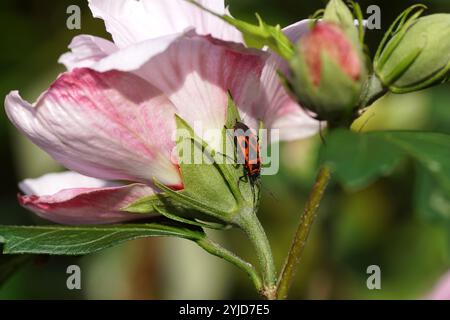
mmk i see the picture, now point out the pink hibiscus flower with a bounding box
[5,0,318,225]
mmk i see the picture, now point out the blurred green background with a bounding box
[0,0,449,299]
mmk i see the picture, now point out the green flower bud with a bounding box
[375,13,450,93]
[289,21,367,125]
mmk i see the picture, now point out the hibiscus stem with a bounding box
[196,237,263,293]
[235,211,277,299]
[275,166,331,300]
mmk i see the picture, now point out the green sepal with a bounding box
[390,62,450,94]
[359,74,387,108]
[309,9,325,21]
[347,0,365,45]
[375,12,450,93]
[153,178,231,221]
[154,205,229,230]
[289,46,364,124]
[122,192,176,214]
[225,91,241,129]
[323,0,359,47]
[381,44,424,86]
[124,188,229,229]
[374,4,427,70]
[173,115,243,214]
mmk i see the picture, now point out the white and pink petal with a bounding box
[18,172,156,225]
[256,60,320,140]
[58,35,118,71]
[123,33,319,143]
[271,20,311,75]
[5,68,181,187]
[88,0,242,48]
[88,33,182,73]
[426,271,450,300]
[132,34,267,148]
[57,28,319,144]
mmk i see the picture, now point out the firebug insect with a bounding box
[233,121,261,185]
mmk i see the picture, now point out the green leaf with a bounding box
[0,219,205,255]
[321,129,404,189]
[415,166,450,221]
[383,131,450,191]
[187,0,295,60]
[322,130,450,192]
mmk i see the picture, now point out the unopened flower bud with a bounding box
[375,13,450,93]
[289,22,366,124]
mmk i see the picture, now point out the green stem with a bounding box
[196,237,263,293]
[276,166,331,300]
[236,211,277,299]
[360,74,387,108]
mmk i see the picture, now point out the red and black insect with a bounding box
[233,121,261,185]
